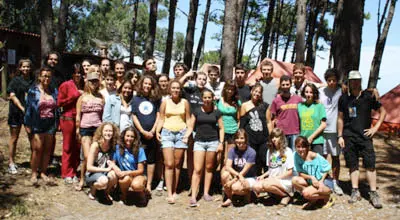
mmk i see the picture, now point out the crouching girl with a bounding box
[220,129,257,207]
[253,128,294,206]
[291,136,335,209]
[86,122,119,201]
[113,127,147,204]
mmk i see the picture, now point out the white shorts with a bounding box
[246,177,257,190]
[323,133,341,157]
[279,179,294,195]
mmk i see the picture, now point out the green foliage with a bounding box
[201,50,220,65]
[0,0,40,33]
[173,32,185,61]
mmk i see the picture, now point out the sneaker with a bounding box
[369,191,383,209]
[156,180,164,191]
[72,176,79,184]
[64,177,73,184]
[333,183,344,196]
[348,188,361,204]
[8,164,18,174]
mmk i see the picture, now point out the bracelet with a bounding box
[338,136,343,138]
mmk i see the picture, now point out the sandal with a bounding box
[189,198,198,207]
[221,199,232,207]
[75,182,84,191]
[280,196,292,206]
[88,193,95,200]
[167,197,175,204]
[30,176,39,186]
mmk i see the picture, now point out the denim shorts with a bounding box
[80,127,97,137]
[85,172,107,185]
[193,140,219,152]
[161,128,187,149]
[32,122,57,135]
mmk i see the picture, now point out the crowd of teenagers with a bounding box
[6,51,386,209]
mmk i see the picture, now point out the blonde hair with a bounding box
[93,122,120,151]
[268,128,287,157]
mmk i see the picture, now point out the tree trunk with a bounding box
[295,0,307,63]
[368,0,397,88]
[183,0,199,69]
[268,0,279,59]
[260,0,276,60]
[237,0,251,64]
[145,0,158,59]
[55,0,68,53]
[283,7,296,62]
[40,0,54,59]
[221,0,241,81]
[305,0,319,68]
[332,0,365,81]
[235,0,246,54]
[274,0,285,60]
[310,0,327,69]
[130,1,139,63]
[162,0,178,74]
[329,0,344,68]
[193,0,211,70]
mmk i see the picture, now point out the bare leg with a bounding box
[366,168,377,191]
[8,126,21,166]
[173,148,185,197]
[119,176,132,202]
[163,148,175,200]
[332,156,340,181]
[191,151,206,201]
[40,134,54,179]
[79,136,92,189]
[350,169,360,189]
[204,151,216,196]
[30,134,43,182]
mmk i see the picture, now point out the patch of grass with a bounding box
[10,201,28,217]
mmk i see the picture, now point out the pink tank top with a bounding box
[80,98,103,128]
[39,98,56,118]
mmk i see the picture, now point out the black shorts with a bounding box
[80,127,98,137]
[249,141,267,172]
[343,136,376,170]
[8,112,24,127]
[311,144,323,155]
[224,133,235,144]
[141,136,158,164]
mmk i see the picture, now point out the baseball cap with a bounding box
[348,70,362,80]
[86,72,99,81]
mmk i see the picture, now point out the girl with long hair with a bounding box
[156,80,192,204]
[86,122,119,201]
[253,128,294,206]
[7,59,34,174]
[113,127,147,204]
[132,75,161,194]
[75,65,104,190]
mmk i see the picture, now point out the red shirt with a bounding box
[57,80,81,118]
[270,94,302,135]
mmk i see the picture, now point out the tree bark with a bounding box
[329,0,344,68]
[238,0,252,64]
[130,0,139,63]
[40,0,54,59]
[260,0,276,60]
[221,0,242,81]
[332,0,365,81]
[295,0,307,63]
[283,7,296,62]
[368,0,397,88]
[274,0,285,60]
[55,0,69,53]
[145,0,158,59]
[183,0,199,69]
[162,0,178,74]
[305,0,319,68]
[193,0,211,70]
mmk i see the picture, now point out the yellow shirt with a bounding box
[163,98,187,132]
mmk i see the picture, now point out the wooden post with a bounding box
[1,63,7,99]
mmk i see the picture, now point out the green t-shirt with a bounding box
[217,99,241,134]
[298,103,326,144]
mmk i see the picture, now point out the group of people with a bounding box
[6,52,386,209]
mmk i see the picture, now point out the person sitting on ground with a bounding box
[253,128,294,206]
[112,127,147,205]
[292,136,335,209]
[220,129,256,207]
[86,122,119,202]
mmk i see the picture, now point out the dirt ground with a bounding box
[0,100,399,220]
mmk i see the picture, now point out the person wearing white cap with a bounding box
[337,70,386,209]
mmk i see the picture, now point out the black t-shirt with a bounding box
[193,108,221,142]
[338,90,381,139]
[50,66,68,90]
[240,102,269,145]
[183,86,203,114]
[238,84,251,103]
[7,76,34,116]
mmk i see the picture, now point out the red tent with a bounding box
[245,58,322,85]
[372,84,400,135]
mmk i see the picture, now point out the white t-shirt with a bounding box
[319,86,342,133]
[266,147,294,181]
[205,81,225,100]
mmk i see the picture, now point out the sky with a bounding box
[157,0,400,95]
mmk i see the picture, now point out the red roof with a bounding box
[245,58,322,84]
[372,84,400,125]
[0,27,40,38]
